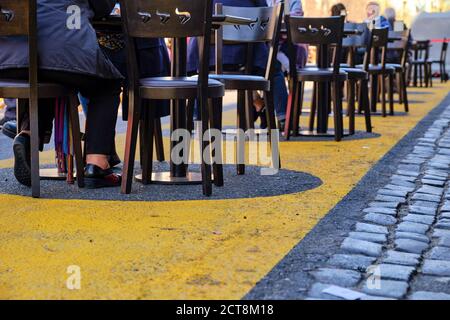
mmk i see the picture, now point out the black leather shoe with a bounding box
[84,164,122,189]
[13,133,31,187]
[2,120,17,139]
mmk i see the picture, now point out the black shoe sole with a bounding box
[84,177,121,189]
[13,139,31,187]
[2,126,17,139]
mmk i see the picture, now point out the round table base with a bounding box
[298,129,351,137]
[40,168,67,181]
[135,171,203,185]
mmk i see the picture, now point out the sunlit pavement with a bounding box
[0,82,449,299]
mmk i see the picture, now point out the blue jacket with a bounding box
[187,0,269,73]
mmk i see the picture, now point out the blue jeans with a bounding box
[272,62,288,120]
[3,98,16,121]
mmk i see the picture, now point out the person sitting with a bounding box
[0,0,123,189]
[0,99,17,139]
[330,3,347,19]
[365,1,390,29]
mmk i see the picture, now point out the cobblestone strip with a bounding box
[305,107,450,300]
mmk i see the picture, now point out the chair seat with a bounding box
[0,79,72,99]
[340,63,352,68]
[296,67,348,82]
[386,63,403,71]
[139,77,225,100]
[355,64,395,75]
[411,59,430,65]
[208,74,270,91]
[340,67,368,80]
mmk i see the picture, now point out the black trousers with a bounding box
[0,69,121,155]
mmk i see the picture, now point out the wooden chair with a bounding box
[356,28,395,117]
[119,0,225,196]
[386,30,410,113]
[339,23,372,134]
[431,39,448,83]
[0,0,84,198]
[411,40,431,88]
[210,3,283,175]
[285,16,348,141]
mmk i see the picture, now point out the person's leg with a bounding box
[272,67,288,123]
[3,99,17,121]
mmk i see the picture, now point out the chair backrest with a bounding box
[388,30,410,68]
[214,3,283,80]
[288,16,345,74]
[342,23,369,48]
[414,40,430,60]
[0,0,37,95]
[120,0,214,95]
[441,39,448,62]
[369,28,389,68]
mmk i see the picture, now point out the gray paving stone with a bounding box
[360,295,396,300]
[425,169,448,178]
[396,170,419,177]
[422,179,446,187]
[401,158,425,165]
[442,212,450,219]
[433,229,450,238]
[378,189,409,198]
[403,214,435,226]
[435,220,450,230]
[428,163,450,170]
[422,174,446,182]
[327,254,376,272]
[362,279,409,299]
[395,239,429,254]
[429,247,450,260]
[311,268,361,287]
[408,206,437,216]
[383,251,420,266]
[375,264,415,281]
[391,175,416,182]
[395,232,430,243]
[363,207,397,216]
[422,260,450,276]
[341,238,383,257]
[416,185,444,196]
[396,222,430,235]
[364,213,397,226]
[409,291,450,300]
[413,200,439,208]
[398,164,420,172]
[349,232,387,244]
[375,195,406,203]
[437,236,450,248]
[307,283,344,300]
[389,180,416,189]
[355,223,388,235]
[441,203,450,212]
[368,202,400,209]
[384,184,415,192]
[411,193,441,203]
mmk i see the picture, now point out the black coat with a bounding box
[0,0,123,79]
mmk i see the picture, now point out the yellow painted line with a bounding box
[0,83,449,299]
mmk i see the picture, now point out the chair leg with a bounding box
[264,90,281,170]
[154,117,165,162]
[245,91,255,131]
[209,97,223,187]
[429,63,433,87]
[397,72,403,104]
[140,106,155,185]
[121,94,142,194]
[388,74,395,116]
[292,82,301,136]
[283,80,295,140]
[186,99,195,133]
[380,75,387,117]
[332,81,344,142]
[309,82,317,131]
[401,72,409,113]
[413,64,418,87]
[236,90,246,175]
[29,98,40,198]
[68,95,84,188]
[370,75,378,113]
[199,97,212,196]
[348,80,355,135]
[361,79,372,133]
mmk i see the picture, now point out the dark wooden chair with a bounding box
[431,39,448,83]
[386,30,410,113]
[411,40,432,88]
[285,16,348,141]
[119,0,225,196]
[0,0,84,198]
[210,3,283,175]
[339,23,372,134]
[355,28,395,117]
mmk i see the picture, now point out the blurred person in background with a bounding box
[0,99,17,139]
[365,1,390,29]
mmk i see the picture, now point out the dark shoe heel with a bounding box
[13,135,31,187]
